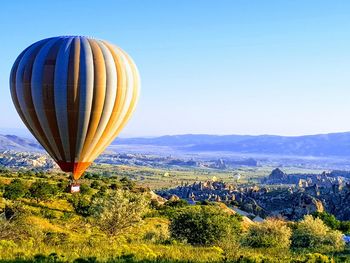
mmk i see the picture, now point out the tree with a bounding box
[28,181,58,202]
[313,212,350,235]
[92,189,148,235]
[109,182,120,190]
[291,215,344,251]
[90,180,101,189]
[243,219,292,249]
[339,221,350,234]
[120,177,135,190]
[79,184,93,195]
[57,180,69,192]
[313,211,340,230]
[170,205,242,245]
[70,195,95,217]
[3,179,27,200]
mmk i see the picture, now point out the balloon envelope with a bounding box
[10,36,140,180]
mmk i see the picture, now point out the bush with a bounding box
[165,199,189,208]
[41,207,57,219]
[109,182,121,190]
[303,253,332,263]
[291,215,345,251]
[242,218,291,249]
[3,202,28,221]
[97,185,108,196]
[70,196,95,217]
[90,180,101,189]
[28,180,58,202]
[120,177,135,190]
[80,183,93,195]
[170,205,241,245]
[3,179,27,200]
[92,189,149,235]
[43,232,69,246]
[57,179,69,192]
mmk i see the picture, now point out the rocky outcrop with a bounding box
[149,191,167,205]
[262,168,347,188]
[269,168,287,181]
[158,176,350,220]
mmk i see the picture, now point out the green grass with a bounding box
[0,167,345,263]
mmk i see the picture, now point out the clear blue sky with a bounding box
[1,0,350,137]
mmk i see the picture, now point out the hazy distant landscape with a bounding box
[7,130,350,157]
[4,131,350,170]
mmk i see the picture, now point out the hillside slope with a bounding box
[0,134,42,152]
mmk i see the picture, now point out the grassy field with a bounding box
[84,163,324,189]
[0,166,345,262]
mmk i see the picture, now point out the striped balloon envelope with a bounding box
[10,36,140,180]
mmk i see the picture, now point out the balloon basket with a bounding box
[70,183,80,193]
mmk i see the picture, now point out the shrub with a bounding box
[3,202,28,221]
[303,253,332,263]
[84,173,93,179]
[170,205,241,245]
[242,218,291,249]
[291,215,345,251]
[120,177,135,190]
[92,189,149,235]
[28,180,58,202]
[41,207,57,219]
[165,199,189,208]
[109,182,120,190]
[143,223,170,244]
[3,179,27,200]
[70,195,95,217]
[43,232,69,246]
[90,180,101,189]
[57,179,69,192]
[80,183,93,195]
[96,185,108,197]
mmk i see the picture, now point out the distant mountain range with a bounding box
[114,132,350,157]
[0,134,42,152]
[3,132,350,158]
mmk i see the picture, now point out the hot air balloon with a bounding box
[10,36,140,191]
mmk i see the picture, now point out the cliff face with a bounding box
[323,186,350,220]
[257,191,324,220]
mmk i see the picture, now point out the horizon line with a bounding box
[1,127,350,139]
